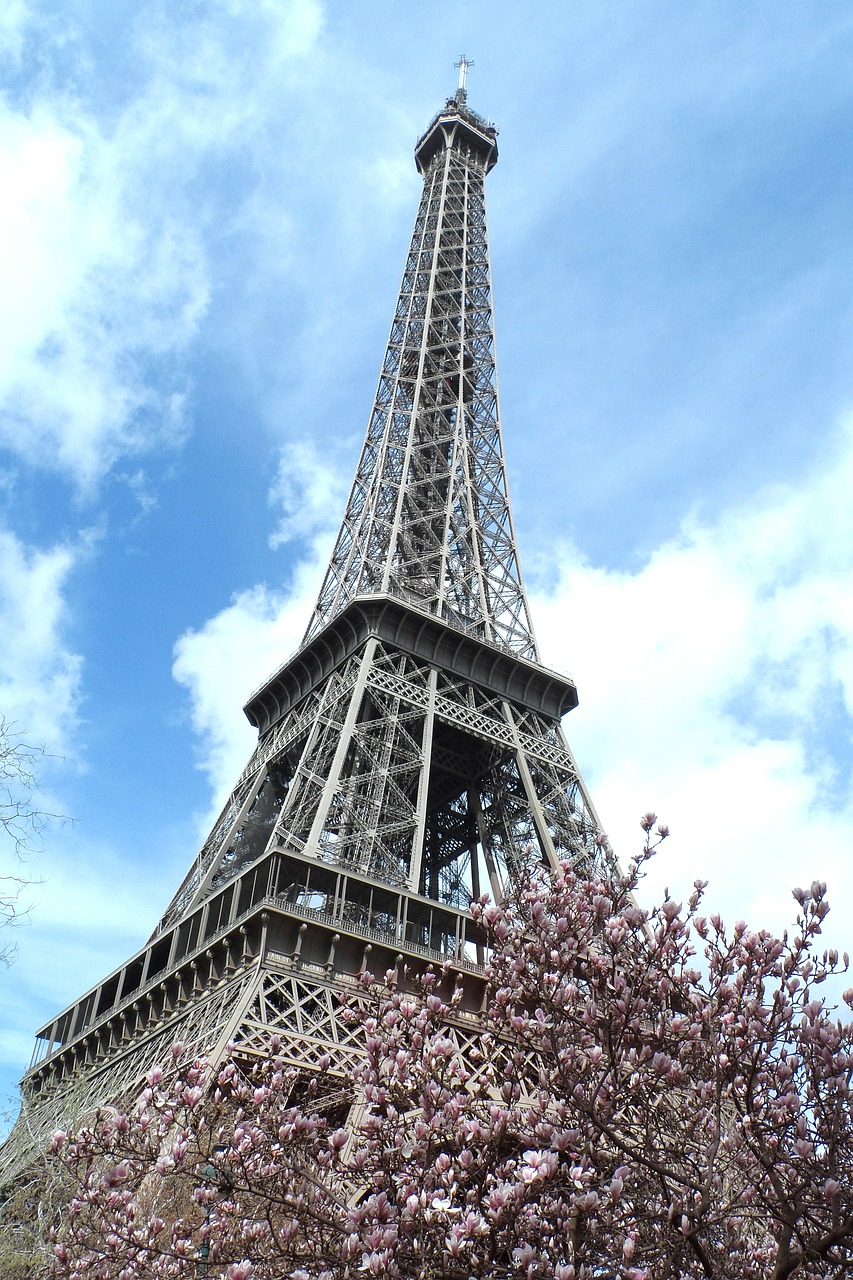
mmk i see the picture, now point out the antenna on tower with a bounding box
[454,53,473,101]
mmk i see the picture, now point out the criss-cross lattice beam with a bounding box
[306,98,536,658]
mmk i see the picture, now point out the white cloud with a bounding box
[174,437,344,807]
[0,97,205,488]
[0,0,325,490]
[268,440,348,548]
[252,0,324,60]
[172,553,332,809]
[532,419,853,949]
[0,527,82,752]
[0,0,26,61]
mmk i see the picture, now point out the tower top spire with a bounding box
[454,53,473,101]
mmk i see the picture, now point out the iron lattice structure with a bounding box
[2,85,608,1174]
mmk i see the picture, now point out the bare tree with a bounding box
[0,716,62,965]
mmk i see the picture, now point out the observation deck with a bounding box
[414,92,499,175]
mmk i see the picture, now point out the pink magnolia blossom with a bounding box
[42,833,853,1280]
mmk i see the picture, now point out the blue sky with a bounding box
[2,1,853,1122]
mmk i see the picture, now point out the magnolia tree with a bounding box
[45,819,853,1279]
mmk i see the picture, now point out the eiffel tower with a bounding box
[3,65,607,1170]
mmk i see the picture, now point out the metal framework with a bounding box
[1,82,609,1175]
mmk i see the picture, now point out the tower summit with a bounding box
[453,53,473,103]
[3,72,608,1168]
